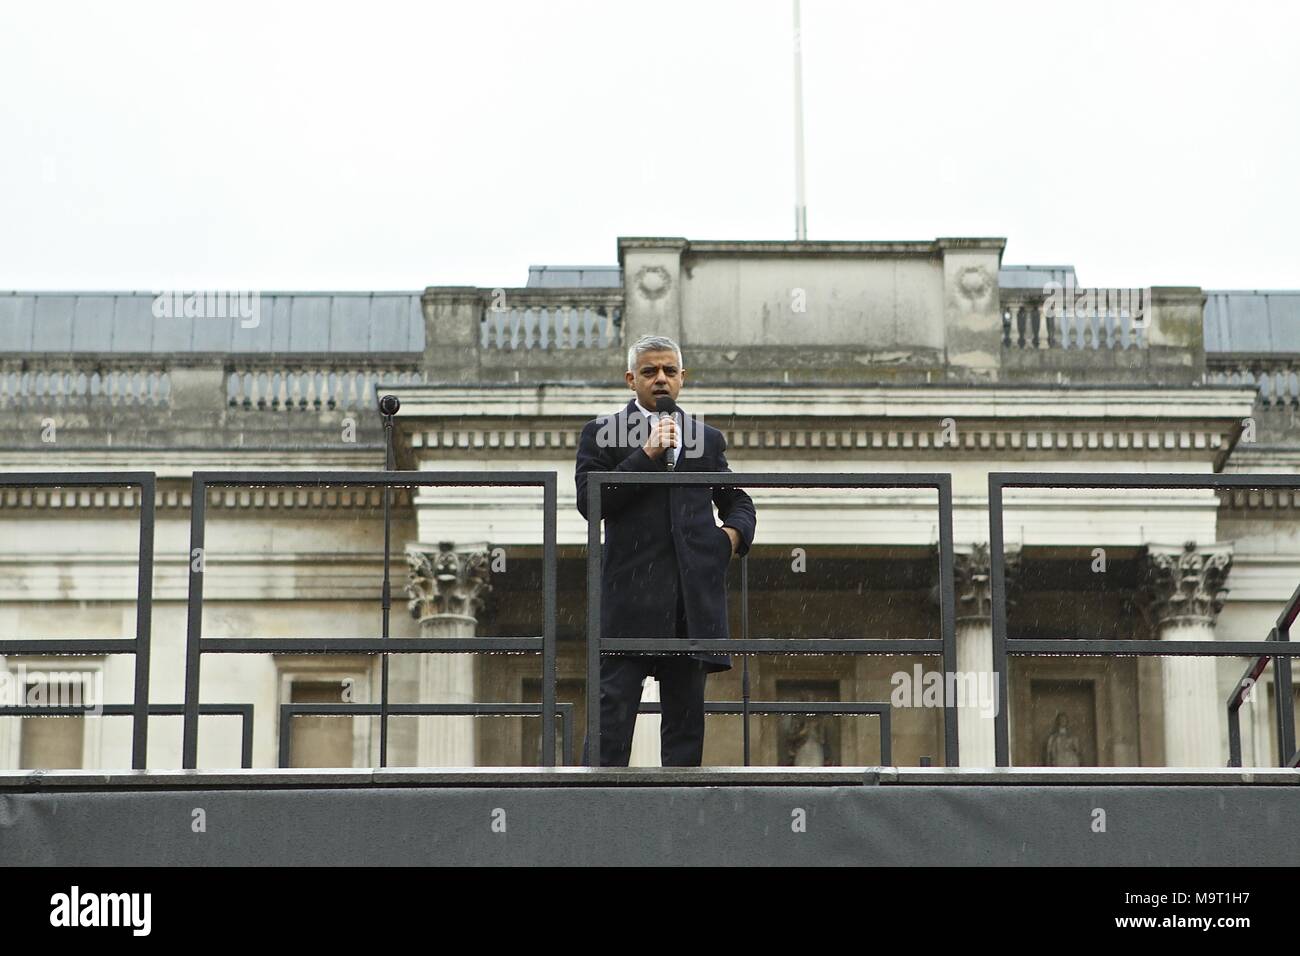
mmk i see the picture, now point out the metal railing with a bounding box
[154,703,257,768]
[0,704,255,769]
[16,466,1295,771]
[636,700,893,765]
[181,470,558,769]
[0,472,155,769]
[1227,582,1300,768]
[988,471,1300,768]
[586,472,957,766]
[278,702,577,768]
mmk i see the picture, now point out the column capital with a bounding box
[933,542,1022,622]
[405,541,493,623]
[1139,540,1233,629]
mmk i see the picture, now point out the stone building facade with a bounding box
[1,236,1297,769]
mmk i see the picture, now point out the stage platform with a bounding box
[3,767,1298,866]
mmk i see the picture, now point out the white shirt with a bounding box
[631,398,681,463]
[634,397,679,423]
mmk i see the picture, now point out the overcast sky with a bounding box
[1,0,1296,292]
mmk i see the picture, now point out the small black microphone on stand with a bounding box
[654,394,678,471]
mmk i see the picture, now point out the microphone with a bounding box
[654,394,679,471]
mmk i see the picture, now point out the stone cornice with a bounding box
[405,423,1238,455]
[0,484,413,512]
[1217,488,1300,512]
[1222,449,1300,470]
[386,383,1257,422]
[389,384,1254,460]
[616,237,1007,260]
[1218,450,1300,511]
[0,449,384,478]
[0,449,405,512]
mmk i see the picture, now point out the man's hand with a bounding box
[642,416,679,460]
[722,526,739,555]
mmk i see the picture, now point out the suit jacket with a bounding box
[575,398,757,672]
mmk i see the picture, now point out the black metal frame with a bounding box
[277,702,577,767]
[182,470,558,769]
[585,472,957,766]
[636,700,893,765]
[21,467,1289,771]
[0,704,255,769]
[0,472,155,769]
[988,472,1300,767]
[1227,582,1300,768]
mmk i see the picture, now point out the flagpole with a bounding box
[793,0,807,240]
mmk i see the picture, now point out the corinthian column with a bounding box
[951,543,1020,767]
[406,541,493,767]
[1139,541,1233,768]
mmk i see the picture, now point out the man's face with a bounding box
[625,349,685,410]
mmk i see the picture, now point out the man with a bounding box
[575,334,757,766]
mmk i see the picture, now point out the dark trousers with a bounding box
[582,589,708,767]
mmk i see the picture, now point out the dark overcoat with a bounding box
[575,398,757,672]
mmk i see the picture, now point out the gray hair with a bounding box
[627,334,684,373]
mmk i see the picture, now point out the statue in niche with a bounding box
[781,689,833,766]
[783,713,829,766]
[1044,711,1082,766]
